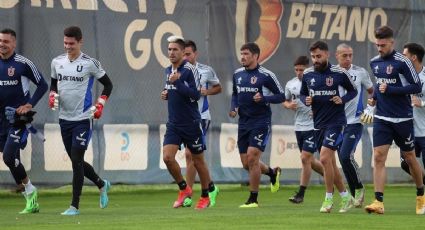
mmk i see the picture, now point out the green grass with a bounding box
[0,184,424,230]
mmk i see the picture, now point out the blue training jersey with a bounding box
[164,60,201,125]
[231,65,285,125]
[370,50,421,120]
[0,53,47,117]
[300,64,357,129]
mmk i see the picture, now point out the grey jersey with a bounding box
[414,67,425,137]
[51,52,106,121]
[196,62,220,120]
[284,77,314,131]
[341,64,373,124]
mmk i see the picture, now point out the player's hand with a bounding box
[168,71,180,83]
[379,83,387,93]
[90,95,108,119]
[48,91,59,110]
[360,104,375,124]
[161,90,168,100]
[367,98,376,106]
[229,108,238,118]
[16,103,33,115]
[253,92,263,103]
[305,96,312,106]
[330,96,343,104]
[200,87,208,96]
[287,101,298,111]
[411,95,424,107]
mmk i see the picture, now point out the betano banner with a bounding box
[0,0,422,185]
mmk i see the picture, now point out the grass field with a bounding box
[0,184,424,230]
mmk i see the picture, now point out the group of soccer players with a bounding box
[1,23,425,216]
[0,26,112,215]
[282,25,425,215]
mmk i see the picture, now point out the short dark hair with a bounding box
[309,41,328,51]
[294,56,309,66]
[184,40,197,52]
[64,26,82,41]
[404,42,425,63]
[0,28,16,38]
[375,26,393,39]
[241,42,260,57]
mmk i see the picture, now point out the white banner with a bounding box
[159,124,186,169]
[219,123,243,168]
[270,125,302,169]
[104,124,149,170]
[44,123,93,171]
[367,127,400,167]
[0,135,32,171]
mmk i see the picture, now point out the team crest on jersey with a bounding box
[7,66,15,77]
[250,76,257,84]
[326,76,333,86]
[386,65,393,74]
[76,65,83,72]
[310,78,315,86]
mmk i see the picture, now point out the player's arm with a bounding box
[385,60,421,94]
[340,71,357,103]
[299,78,311,105]
[21,60,48,112]
[202,68,222,96]
[173,68,200,100]
[260,74,285,104]
[89,59,113,119]
[282,82,296,110]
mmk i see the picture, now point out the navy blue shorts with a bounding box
[373,118,414,152]
[237,124,271,154]
[163,121,206,154]
[415,136,425,158]
[314,125,344,151]
[0,119,29,152]
[59,119,92,152]
[295,130,316,153]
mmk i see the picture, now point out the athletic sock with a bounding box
[417,186,424,196]
[23,179,35,195]
[208,181,215,192]
[248,191,258,203]
[266,167,276,184]
[201,189,209,198]
[375,192,384,202]
[178,180,187,190]
[298,186,306,197]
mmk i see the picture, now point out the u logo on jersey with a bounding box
[386,65,393,74]
[7,67,15,77]
[326,76,333,86]
[76,65,83,72]
[250,76,257,84]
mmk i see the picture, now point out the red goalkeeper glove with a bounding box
[48,91,59,110]
[90,95,108,119]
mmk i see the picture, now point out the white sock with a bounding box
[340,190,349,197]
[325,192,333,199]
[23,179,36,195]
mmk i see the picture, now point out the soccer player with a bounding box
[283,56,323,204]
[399,43,425,183]
[365,26,425,215]
[229,42,284,208]
[300,40,357,213]
[182,40,221,207]
[0,28,47,214]
[50,26,113,215]
[335,43,374,207]
[161,35,213,210]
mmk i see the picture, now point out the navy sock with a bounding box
[178,180,187,190]
[201,189,209,198]
[248,191,258,203]
[375,192,384,202]
[417,187,424,196]
[298,186,307,197]
[208,182,215,192]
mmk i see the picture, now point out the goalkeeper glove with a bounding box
[90,95,108,119]
[360,104,375,124]
[49,91,59,110]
